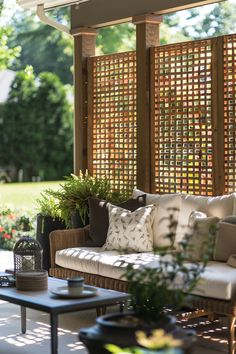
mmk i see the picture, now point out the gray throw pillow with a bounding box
[214,219,236,261]
[88,195,146,247]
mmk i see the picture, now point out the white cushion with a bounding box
[191,261,236,300]
[55,247,121,274]
[133,189,181,248]
[103,204,156,252]
[98,252,159,280]
[56,247,159,280]
[175,193,236,246]
[56,247,236,300]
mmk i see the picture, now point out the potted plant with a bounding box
[47,171,128,228]
[36,191,66,271]
[79,212,217,354]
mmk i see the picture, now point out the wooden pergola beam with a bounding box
[133,15,162,192]
[71,0,224,29]
[73,28,97,175]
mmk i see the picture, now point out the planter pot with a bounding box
[36,214,66,271]
[71,210,89,228]
[79,312,195,354]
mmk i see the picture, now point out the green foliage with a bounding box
[106,343,180,354]
[181,2,236,39]
[0,27,21,70]
[36,191,62,220]
[97,24,136,54]
[0,207,34,250]
[123,208,216,323]
[46,172,128,227]
[9,9,72,84]
[0,67,73,181]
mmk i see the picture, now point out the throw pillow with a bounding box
[103,204,156,252]
[176,193,236,249]
[214,219,236,261]
[186,211,219,262]
[132,189,181,248]
[88,194,146,247]
[227,254,236,268]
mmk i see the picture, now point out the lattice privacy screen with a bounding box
[151,40,213,195]
[224,35,236,194]
[88,52,137,193]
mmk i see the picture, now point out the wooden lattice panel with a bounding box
[88,52,137,193]
[151,40,213,195]
[223,35,236,194]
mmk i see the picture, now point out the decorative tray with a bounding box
[50,285,97,299]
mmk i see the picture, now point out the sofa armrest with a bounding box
[49,225,90,268]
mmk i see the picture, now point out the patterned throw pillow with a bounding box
[102,204,156,252]
[88,195,146,247]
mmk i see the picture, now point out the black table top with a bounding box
[0,277,130,315]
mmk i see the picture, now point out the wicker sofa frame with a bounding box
[49,227,236,354]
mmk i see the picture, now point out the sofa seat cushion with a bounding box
[139,260,236,301]
[190,261,236,300]
[56,248,236,301]
[55,247,122,275]
[56,247,159,279]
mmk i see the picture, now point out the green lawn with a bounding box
[0,181,62,212]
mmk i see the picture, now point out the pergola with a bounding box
[18,0,233,196]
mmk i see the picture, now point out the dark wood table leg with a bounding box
[50,313,58,354]
[21,306,26,334]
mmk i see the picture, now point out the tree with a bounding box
[0,0,20,70]
[0,67,73,181]
[9,14,73,84]
[181,2,236,39]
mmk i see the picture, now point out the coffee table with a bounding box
[0,277,130,354]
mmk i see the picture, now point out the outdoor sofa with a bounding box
[49,190,236,354]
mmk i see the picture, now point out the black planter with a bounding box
[71,210,89,228]
[36,214,66,271]
[79,312,195,354]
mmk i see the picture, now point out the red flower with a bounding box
[0,227,4,232]
[8,214,16,219]
[12,229,16,234]
[3,233,11,239]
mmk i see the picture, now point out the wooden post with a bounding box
[132,15,162,192]
[72,28,97,175]
[211,37,224,195]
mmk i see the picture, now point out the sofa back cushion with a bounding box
[133,189,181,248]
[88,195,146,247]
[175,193,236,246]
[103,204,156,252]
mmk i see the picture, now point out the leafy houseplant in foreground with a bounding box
[125,219,217,324]
[79,209,217,353]
[46,171,128,228]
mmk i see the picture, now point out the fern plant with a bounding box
[45,171,128,227]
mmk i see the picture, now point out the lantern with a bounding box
[14,236,43,274]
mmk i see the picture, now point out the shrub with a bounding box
[0,207,34,250]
